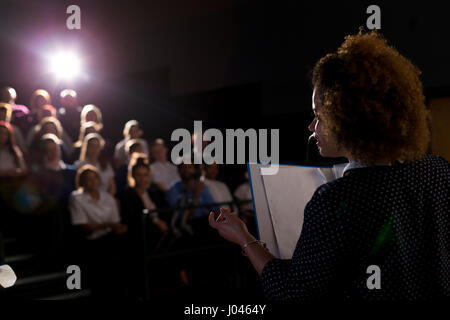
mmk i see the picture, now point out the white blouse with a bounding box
[69,190,120,240]
[0,146,26,171]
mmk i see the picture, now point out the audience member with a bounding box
[0,102,26,152]
[58,89,81,141]
[27,116,70,166]
[114,120,149,168]
[25,133,76,254]
[115,138,145,194]
[120,154,168,252]
[26,104,73,156]
[71,121,102,163]
[80,104,103,130]
[74,133,116,195]
[27,89,51,131]
[0,121,27,178]
[166,161,216,238]
[150,138,180,192]
[69,164,127,296]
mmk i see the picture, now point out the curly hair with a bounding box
[311,28,430,165]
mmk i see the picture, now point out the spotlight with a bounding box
[49,51,81,81]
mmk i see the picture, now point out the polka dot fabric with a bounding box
[260,154,449,301]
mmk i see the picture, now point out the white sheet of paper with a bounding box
[0,264,17,288]
[261,166,329,259]
[248,163,348,259]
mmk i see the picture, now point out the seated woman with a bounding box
[119,154,174,297]
[71,121,102,164]
[209,30,449,301]
[74,133,116,195]
[0,121,27,178]
[24,134,76,254]
[27,116,70,166]
[119,153,168,249]
[69,164,128,296]
[114,120,149,168]
[0,122,27,237]
[26,105,73,156]
[0,102,26,153]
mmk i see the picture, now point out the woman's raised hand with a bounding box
[209,207,255,246]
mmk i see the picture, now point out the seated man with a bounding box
[150,138,180,192]
[166,162,216,237]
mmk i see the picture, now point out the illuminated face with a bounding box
[128,125,140,139]
[179,163,196,180]
[308,88,345,158]
[151,144,167,162]
[133,166,151,189]
[35,95,48,110]
[44,140,60,162]
[83,171,100,192]
[85,110,98,123]
[42,123,58,136]
[86,138,101,158]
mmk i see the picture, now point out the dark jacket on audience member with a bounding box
[119,185,168,253]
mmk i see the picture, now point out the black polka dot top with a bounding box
[261,154,449,301]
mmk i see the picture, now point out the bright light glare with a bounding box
[49,51,81,80]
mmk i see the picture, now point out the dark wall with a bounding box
[0,0,449,164]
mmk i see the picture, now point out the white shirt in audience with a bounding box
[11,124,26,152]
[0,146,26,171]
[114,138,149,166]
[150,160,180,191]
[204,178,237,210]
[74,160,114,193]
[69,190,120,240]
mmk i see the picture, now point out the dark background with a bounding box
[1,0,449,165]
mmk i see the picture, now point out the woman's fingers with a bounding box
[209,211,218,228]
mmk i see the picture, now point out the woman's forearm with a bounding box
[239,233,276,276]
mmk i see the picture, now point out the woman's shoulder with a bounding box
[69,189,84,200]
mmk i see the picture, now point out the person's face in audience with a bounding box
[151,144,167,162]
[133,166,151,190]
[35,95,48,111]
[87,139,101,159]
[85,110,98,123]
[45,140,60,162]
[83,171,100,193]
[205,163,219,180]
[0,127,9,147]
[179,163,196,181]
[84,126,97,136]
[308,88,345,158]
[128,125,140,139]
[42,123,58,136]
[61,95,77,108]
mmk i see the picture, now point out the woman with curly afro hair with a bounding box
[209,29,449,301]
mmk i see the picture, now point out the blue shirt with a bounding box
[166,180,217,219]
